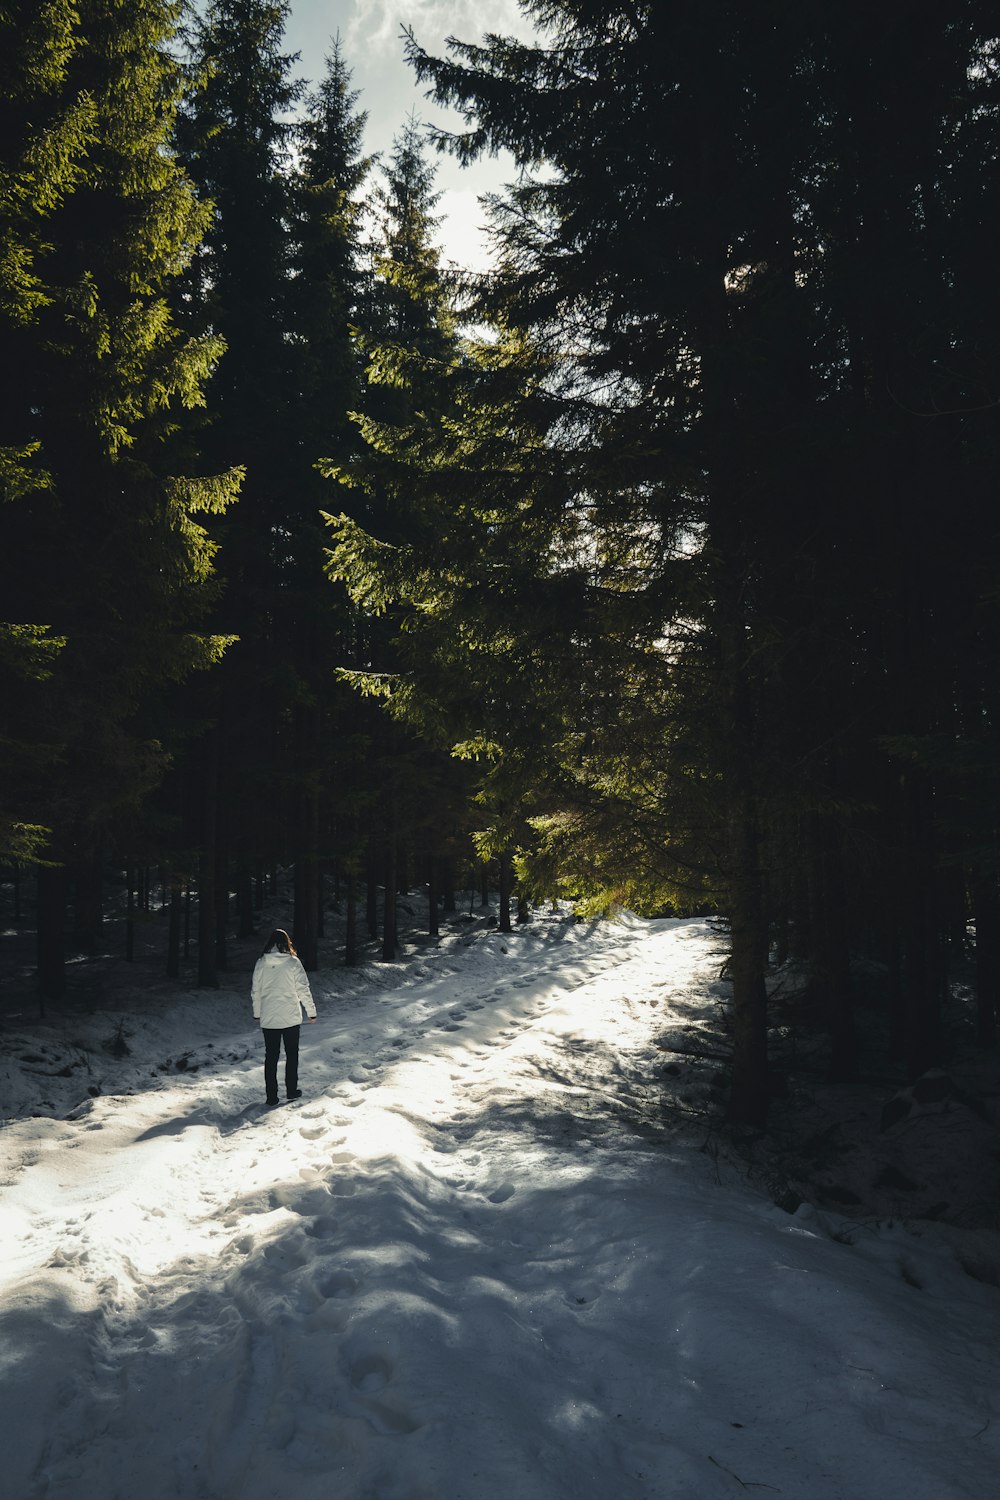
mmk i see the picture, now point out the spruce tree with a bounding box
[323,117,470,957]
[0,3,88,862]
[370,3,1000,1120]
[284,39,373,966]
[0,0,240,992]
[175,0,301,981]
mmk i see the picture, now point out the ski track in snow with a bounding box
[2,915,999,1500]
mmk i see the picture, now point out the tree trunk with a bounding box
[166,883,182,979]
[71,847,103,954]
[900,768,941,1076]
[428,853,439,938]
[214,849,228,972]
[294,784,320,971]
[807,809,856,1080]
[382,833,398,960]
[973,868,999,1049]
[125,864,136,962]
[366,844,378,939]
[691,44,772,1130]
[498,851,513,934]
[236,862,254,939]
[37,863,67,1009]
[727,804,770,1129]
[345,880,358,967]
[197,730,219,988]
[441,856,456,914]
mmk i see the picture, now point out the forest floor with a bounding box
[1,891,999,1498]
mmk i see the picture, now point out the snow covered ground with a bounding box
[2,910,999,1499]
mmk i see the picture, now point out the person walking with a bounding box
[251,928,317,1105]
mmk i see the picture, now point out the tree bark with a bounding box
[71,847,103,954]
[294,788,320,971]
[214,849,228,972]
[166,883,182,979]
[441,856,456,914]
[382,832,398,960]
[37,863,67,1009]
[807,809,856,1080]
[345,880,358,967]
[236,862,254,939]
[727,800,770,1129]
[428,853,439,938]
[197,729,219,988]
[973,868,999,1049]
[498,851,513,934]
[125,864,135,962]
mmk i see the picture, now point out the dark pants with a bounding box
[263,1025,300,1102]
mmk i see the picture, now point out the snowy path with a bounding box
[2,915,999,1500]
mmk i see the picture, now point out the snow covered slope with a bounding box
[2,914,998,1499]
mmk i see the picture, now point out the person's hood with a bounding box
[260,952,294,966]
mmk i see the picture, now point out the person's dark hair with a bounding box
[261,927,297,957]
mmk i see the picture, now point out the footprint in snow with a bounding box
[272,1184,331,1215]
[360,1400,422,1437]
[566,1285,601,1307]
[487,1182,516,1204]
[263,1241,308,1270]
[317,1270,359,1300]
[351,1353,392,1392]
[304,1216,338,1240]
[299,1123,326,1141]
[327,1178,358,1198]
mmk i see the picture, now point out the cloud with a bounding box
[345,0,531,60]
[437,186,495,271]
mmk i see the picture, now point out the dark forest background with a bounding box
[2,1,999,1129]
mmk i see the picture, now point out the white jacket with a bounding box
[251,951,317,1029]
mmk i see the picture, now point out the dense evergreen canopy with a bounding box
[1,1,998,1128]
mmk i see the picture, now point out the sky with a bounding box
[4,906,999,1498]
[282,1,536,269]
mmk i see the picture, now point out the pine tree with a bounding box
[0,0,240,992]
[391,2,1000,1119]
[283,38,373,967]
[175,0,301,981]
[323,117,471,957]
[0,3,91,862]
